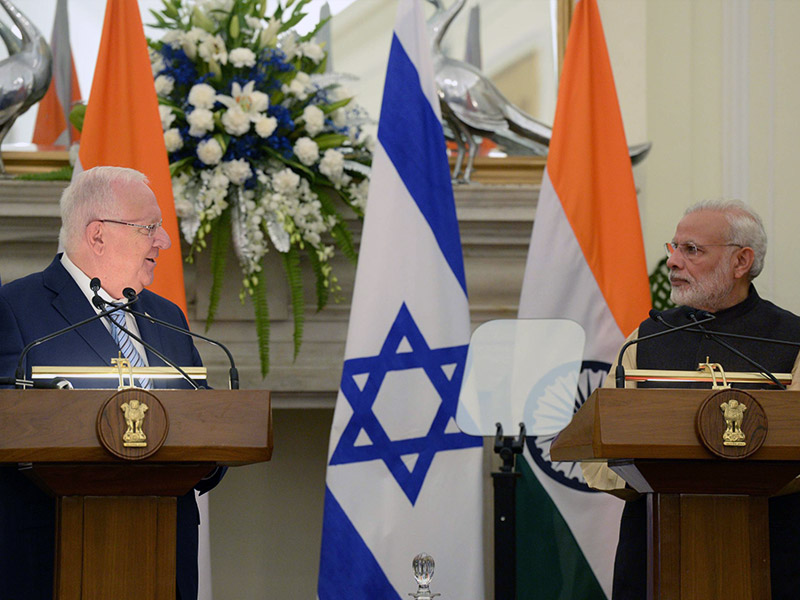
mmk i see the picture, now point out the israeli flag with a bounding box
[317,1,485,598]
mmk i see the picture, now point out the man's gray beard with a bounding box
[670,260,736,312]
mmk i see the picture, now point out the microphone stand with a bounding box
[683,313,785,389]
[615,312,717,388]
[492,422,526,600]
[120,306,240,390]
[15,300,137,388]
[90,289,200,390]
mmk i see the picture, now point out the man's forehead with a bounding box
[113,179,159,213]
[674,210,729,241]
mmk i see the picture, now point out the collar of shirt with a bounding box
[60,253,149,366]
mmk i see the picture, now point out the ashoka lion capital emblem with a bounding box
[121,399,149,447]
[720,399,747,446]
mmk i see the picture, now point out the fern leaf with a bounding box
[305,247,329,311]
[252,270,271,378]
[282,247,305,360]
[206,207,231,331]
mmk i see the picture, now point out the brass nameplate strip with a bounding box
[31,366,207,379]
[625,369,791,385]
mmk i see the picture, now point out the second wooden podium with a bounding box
[551,387,800,600]
[0,388,272,600]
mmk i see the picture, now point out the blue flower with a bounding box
[268,105,295,132]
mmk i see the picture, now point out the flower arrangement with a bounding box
[148,0,372,377]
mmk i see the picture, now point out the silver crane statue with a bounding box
[0,0,51,173]
[428,0,650,182]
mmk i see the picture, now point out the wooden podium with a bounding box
[0,388,272,600]
[551,387,800,600]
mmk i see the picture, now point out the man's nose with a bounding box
[666,251,682,270]
[153,224,171,250]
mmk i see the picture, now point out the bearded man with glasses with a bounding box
[0,166,222,600]
[582,199,800,600]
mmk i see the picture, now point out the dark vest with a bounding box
[636,286,800,384]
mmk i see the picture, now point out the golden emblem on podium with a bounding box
[121,399,149,447]
[720,399,747,446]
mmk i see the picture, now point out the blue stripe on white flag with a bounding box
[378,34,467,295]
[318,487,400,600]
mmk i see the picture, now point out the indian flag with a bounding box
[516,0,651,597]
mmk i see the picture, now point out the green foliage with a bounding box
[649,256,675,311]
[205,208,232,331]
[252,268,271,378]
[282,247,305,360]
[15,166,73,181]
[306,245,329,311]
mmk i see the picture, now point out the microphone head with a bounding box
[691,309,715,320]
[51,377,73,390]
[90,277,101,292]
[648,309,662,321]
[123,288,137,301]
[91,295,107,309]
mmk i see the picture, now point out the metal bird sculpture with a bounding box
[428,0,650,182]
[0,0,51,173]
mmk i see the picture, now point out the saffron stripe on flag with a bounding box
[517,0,651,597]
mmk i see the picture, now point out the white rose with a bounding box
[284,72,310,100]
[319,149,344,181]
[300,41,324,64]
[293,137,319,166]
[164,128,184,152]
[187,108,215,137]
[159,105,175,130]
[222,159,253,185]
[209,168,230,189]
[188,83,217,109]
[272,168,300,195]
[331,108,346,128]
[255,116,278,138]
[229,47,256,68]
[150,51,165,77]
[197,138,223,165]
[154,75,174,97]
[302,105,325,137]
[221,106,251,136]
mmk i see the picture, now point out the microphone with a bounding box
[0,376,73,389]
[15,296,140,387]
[652,311,789,390]
[89,283,200,391]
[93,284,240,390]
[614,310,717,388]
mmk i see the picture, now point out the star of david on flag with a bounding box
[330,303,481,505]
[318,0,485,597]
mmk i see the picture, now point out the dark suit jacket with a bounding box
[0,255,221,600]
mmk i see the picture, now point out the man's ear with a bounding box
[85,221,105,256]
[733,247,755,279]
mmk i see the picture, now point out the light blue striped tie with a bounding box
[109,308,152,389]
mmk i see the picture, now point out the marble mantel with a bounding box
[0,179,538,406]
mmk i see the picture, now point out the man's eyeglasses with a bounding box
[98,219,163,238]
[665,241,742,260]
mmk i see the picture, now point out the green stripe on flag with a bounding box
[515,458,607,599]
